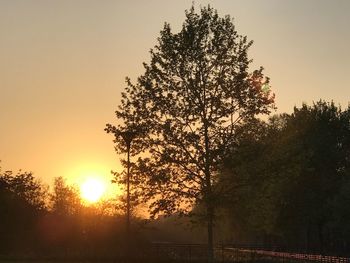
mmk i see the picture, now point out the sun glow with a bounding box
[66,164,123,203]
[80,177,107,203]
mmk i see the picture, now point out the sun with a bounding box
[80,178,106,203]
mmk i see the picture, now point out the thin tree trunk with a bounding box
[204,123,214,262]
[203,89,214,262]
[126,143,131,236]
[207,203,214,262]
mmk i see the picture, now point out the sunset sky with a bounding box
[1,0,349,195]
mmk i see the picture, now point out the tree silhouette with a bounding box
[272,101,350,252]
[106,5,275,258]
[1,170,48,210]
[221,101,350,252]
[0,168,48,254]
[50,176,81,215]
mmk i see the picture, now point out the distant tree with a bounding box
[221,101,350,252]
[50,176,82,215]
[0,168,48,254]
[1,170,48,210]
[275,101,350,251]
[106,5,275,257]
[218,119,275,243]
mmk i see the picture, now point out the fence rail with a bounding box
[1,243,350,262]
[152,243,350,263]
[225,248,350,263]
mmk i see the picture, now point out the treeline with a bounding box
[0,168,205,258]
[2,100,350,257]
[0,173,133,258]
[216,101,350,255]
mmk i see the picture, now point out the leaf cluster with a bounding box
[106,5,275,218]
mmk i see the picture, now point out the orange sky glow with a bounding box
[1,0,349,198]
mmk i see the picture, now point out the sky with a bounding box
[1,0,349,195]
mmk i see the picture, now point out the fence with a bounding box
[152,243,350,263]
[1,243,350,262]
[222,248,350,263]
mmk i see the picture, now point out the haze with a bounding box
[1,0,349,189]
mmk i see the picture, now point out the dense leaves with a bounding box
[106,5,275,256]
[0,169,127,257]
[50,176,82,215]
[0,169,48,254]
[220,101,350,254]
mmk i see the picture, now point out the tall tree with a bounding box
[106,5,275,257]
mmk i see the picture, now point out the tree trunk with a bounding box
[207,203,214,262]
[203,97,214,261]
[126,142,131,236]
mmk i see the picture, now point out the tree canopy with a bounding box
[220,101,350,253]
[106,5,275,256]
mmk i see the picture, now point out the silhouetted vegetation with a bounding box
[0,170,48,254]
[106,5,275,259]
[0,171,135,258]
[3,101,350,260]
[217,101,350,255]
[2,4,350,262]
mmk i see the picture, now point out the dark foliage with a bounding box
[220,101,350,255]
[106,5,275,258]
[0,171,144,258]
